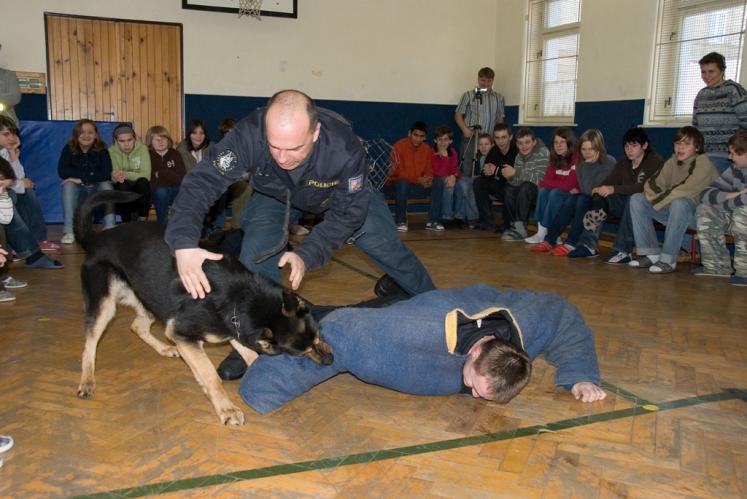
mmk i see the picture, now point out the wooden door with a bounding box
[45,14,183,142]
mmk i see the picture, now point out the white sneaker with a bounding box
[61,233,75,244]
[0,435,13,453]
[425,222,445,231]
[396,223,408,232]
[524,232,544,244]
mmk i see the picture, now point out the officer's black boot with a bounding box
[217,348,248,380]
[373,274,411,299]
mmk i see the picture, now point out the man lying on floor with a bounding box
[239,284,606,414]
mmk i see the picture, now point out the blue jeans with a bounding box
[4,199,41,259]
[13,189,47,242]
[388,180,433,225]
[239,191,435,295]
[151,186,180,224]
[630,193,696,265]
[576,194,635,253]
[439,180,456,220]
[546,194,589,245]
[454,177,478,221]
[534,188,572,228]
[428,177,445,223]
[62,181,115,234]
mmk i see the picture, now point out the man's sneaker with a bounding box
[1,276,28,289]
[0,290,15,303]
[0,435,13,453]
[425,222,445,231]
[690,265,731,277]
[501,229,524,242]
[61,233,75,244]
[396,223,408,233]
[649,261,676,274]
[38,240,61,252]
[25,255,64,270]
[729,275,747,286]
[568,246,598,258]
[604,251,631,265]
[629,256,657,268]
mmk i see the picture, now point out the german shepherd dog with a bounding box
[75,191,333,425]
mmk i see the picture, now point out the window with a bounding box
[523,0,582,124]
[649,0,747,124]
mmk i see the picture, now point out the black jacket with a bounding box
[165,108,368,271]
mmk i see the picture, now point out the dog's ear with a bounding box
[256,328,276,353]
[281,290,299,317]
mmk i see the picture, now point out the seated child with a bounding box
[146,125,186,225]
[694,130,747,286]
[454,133,492,229]
[108,123,151,222]
[58,119,115,244]
[629,126,719,273]
[0,116,59,251]
[428,125,460,231]
[525,127,579,244]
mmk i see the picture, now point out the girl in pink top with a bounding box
[427,125,460,230]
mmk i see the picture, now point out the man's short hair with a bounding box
[514,127,536,141]
[0,156,16,181]
[267,89,319,133]
[478,67,495,79]
[728,130,747,155]
[493,123,512,135]
[0,115,18,134]
[674,125,705,154]
[410,121,427,134]
[474,338,532,403]
[699,52,726,72]
[622,127,649,147]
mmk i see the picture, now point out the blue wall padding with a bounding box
[18,120,120,223]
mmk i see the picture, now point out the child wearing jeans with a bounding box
[694,130,747,286]
[428,125,460,231]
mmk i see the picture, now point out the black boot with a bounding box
[373,274,411,299]
[217,348,248,380]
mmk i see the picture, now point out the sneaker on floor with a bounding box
[1,276,28,289]
[568,246,598,258]
[0,435,13,453]
[550,244,574,256]
[25,255,64,270]
[729,275,747,286]
[650,261,676,274]
[531,241,553,253]
[501,229,524,242]
[396,223,408,233]
[628,256,657,268]
[61,233,75,244]
[0,290,15,303]
[604,251,631,265]
[690,265,731,277]
[38,240,61,252]
[425,222,445,231]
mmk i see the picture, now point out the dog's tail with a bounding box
[74,190,141,251]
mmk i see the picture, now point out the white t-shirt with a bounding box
[0,192,13,224]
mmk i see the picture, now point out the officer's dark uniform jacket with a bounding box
[165,108,369,271]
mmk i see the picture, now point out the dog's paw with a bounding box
[77,383,96,399]
[218,406,245,426]
[158,346,180,358]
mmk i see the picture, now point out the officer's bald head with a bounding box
[265,90,321,170]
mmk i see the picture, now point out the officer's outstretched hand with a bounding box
[278,251,306,290]
[175,248,224,299]
[571,382,607,403]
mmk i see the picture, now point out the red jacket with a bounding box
[431,147,460,178]
[539,152,579,191]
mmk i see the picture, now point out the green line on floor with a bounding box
[73,388,745,499]
[600,380,654,406]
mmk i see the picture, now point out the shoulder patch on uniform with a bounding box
[213,150,238,175]
[348,174,363,193]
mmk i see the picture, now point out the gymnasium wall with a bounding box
[5,0,747,159]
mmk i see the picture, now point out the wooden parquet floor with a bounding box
[1,219,745,498]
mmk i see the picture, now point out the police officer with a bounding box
[165,89,435,378]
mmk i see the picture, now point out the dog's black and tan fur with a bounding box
[75,191,332,425]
